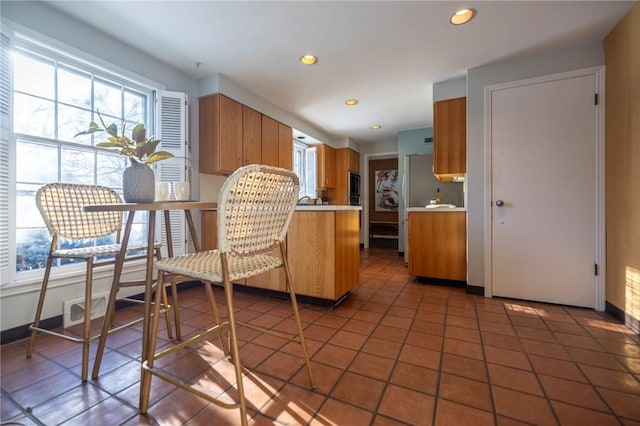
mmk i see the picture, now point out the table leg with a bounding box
[141,210,156,366]
[163,210,174,257]
[92,210,136,380]
[185,210,200,252]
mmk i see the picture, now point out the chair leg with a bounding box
[154,247,177,340]
[26,251,55,358]
[170,281,181,340]
[160,283,173,340]
[81,258,94,381]
[221,254,248,426]
[203,281,229,356]
[140,270,166,413]
[155,247,173,340]
[92,251,125,380]
[280,243,315,388]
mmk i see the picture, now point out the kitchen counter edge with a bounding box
[407,207,467,212]
[295,205,363,211]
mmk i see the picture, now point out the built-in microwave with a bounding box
[348,171,360,205]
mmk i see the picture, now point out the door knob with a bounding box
[495,200,504,207]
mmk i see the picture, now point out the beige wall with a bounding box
[605,2,640,324]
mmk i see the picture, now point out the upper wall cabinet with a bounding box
[433,97,466,180]
[347,148,360,174]
[329,148,360,204]
[261,115,279,167]
[317,144,336,189]
[243,106,262,165]
[261,115,293,170]
[199,94,243,175]
[278,123,293,170]
[200,93,294,175]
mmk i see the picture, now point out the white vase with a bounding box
[123,160,155,203]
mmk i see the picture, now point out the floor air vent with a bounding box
[63,292,108,328]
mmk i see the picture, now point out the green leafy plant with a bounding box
[75,111,174,165]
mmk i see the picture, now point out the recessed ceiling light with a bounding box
[300,55,318,65]
[345,99,359,106]
[371,124,382,130]
[450,8,476,25]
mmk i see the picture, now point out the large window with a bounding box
[293,141,317,199]
[11,37,155,278]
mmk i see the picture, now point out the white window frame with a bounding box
[293,140,317,199]
[0,22,180,293]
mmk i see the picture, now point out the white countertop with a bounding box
[407,206,467,212]
[295,205,362,211]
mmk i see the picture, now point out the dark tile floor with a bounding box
[2,248,640,425]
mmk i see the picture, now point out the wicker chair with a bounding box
[26,183,171,381]
[140,164,315,426]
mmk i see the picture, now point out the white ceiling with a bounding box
[45,1,634,146]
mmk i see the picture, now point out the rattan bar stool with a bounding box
[26,183,172,381]
[140,164,315,426]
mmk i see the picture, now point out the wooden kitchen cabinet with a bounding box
[200,93,294,174]
[287,210,359,300]
[330,148,360,205]
[201,208,360,300]
[245,246,286,291]
[408,211,466,281]
[346,148,360,173]
[199,94,243,175]
[317,144,336,189]
[201,210,283,290]
[243,106,262,165]
[262,115,293,170]
[261,115,279,167]
[201,210,218,251]
[433,97,466,179]
[278,122,293,170]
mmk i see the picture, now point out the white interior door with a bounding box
[489,70,600,308]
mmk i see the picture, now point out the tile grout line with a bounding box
[471,294,500,426]
[362,274,414,425]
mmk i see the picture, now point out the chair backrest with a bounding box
[217,164,299,256]
[36,183,124,240]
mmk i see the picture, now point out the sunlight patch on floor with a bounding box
[625,266,640,331]
[504,303,548,317]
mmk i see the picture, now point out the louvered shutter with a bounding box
[0,30,12,285]
[305,146,317,198]
[156,91,191,256]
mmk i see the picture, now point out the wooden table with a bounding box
[83,200,216,380]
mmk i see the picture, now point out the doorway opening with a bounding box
[364,154,399,251]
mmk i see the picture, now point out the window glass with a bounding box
[293,142,305,197]
[13,51,54,99]
[15,183,45,228]
[13,93,55,138]
[124,89,145,125]
[16,141,58,183]
[293,141,317,199]
[58,103,93,143]
[94,78,122,117]
[58,66,91,108]
[11,37,154,276]
[16,228,50,272]
[97,152,125,189]
[60,147,95,183]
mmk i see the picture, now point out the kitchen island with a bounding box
[407,207,467,281]
[201,205,362,303]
